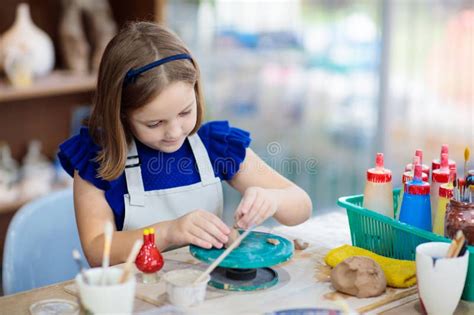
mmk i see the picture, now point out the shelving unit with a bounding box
[0,71,96,103]
[0,0,166,264]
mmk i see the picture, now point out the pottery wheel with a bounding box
[190,231,293,291]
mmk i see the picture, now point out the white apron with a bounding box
[123,134,224,231]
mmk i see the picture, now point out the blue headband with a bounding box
[124,53,192,85]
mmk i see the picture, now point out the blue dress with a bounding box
[58,121,251,230]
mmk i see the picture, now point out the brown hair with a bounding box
[88,22,204,181]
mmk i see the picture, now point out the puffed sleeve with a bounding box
[198,121,251,180]
[57,127,110,190]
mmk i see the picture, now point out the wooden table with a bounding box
[1,211,473,314]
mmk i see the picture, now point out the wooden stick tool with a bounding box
[194,225,256,284]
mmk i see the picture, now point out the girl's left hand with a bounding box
[234,187,279,229]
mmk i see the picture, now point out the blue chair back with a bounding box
[2,188,88,295]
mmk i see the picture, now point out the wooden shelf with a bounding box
[0,71,96,103]
[0,183,71,215]
[0,198,28,215]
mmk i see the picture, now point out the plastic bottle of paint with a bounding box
[363,153,393,217]
[399,163,431,230]
[405,149,430,178]
[431,144,456,180]
[430,153,450,224]
[432,183,454,236]
[396,157,428,220]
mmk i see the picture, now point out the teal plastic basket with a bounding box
[337,188,474,301]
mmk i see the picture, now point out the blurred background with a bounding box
[0,0,472,282]
[165,0,473,221]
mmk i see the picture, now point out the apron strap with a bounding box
[188,134,215,184]
[124,139,145,206]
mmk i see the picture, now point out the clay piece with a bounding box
[224,228,240,248]
[266,238,280,246]
[293,238,309,250]
[330,256,386,298]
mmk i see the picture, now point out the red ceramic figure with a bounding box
[135,228,164,283]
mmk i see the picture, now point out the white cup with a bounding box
[75,267,136,315]
[163,269,210,308]
[416,242,469,315]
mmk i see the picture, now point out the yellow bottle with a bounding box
[433,183,453,236]
[430,153,450,224]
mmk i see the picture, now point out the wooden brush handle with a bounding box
[356,287,418,313]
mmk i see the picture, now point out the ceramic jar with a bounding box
[445,199,474,245]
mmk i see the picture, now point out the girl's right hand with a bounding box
[167,210,230,249]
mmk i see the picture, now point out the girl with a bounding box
[59,22,312,267]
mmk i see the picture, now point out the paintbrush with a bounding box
[101,221,114,285]
[446,230,465,258]
[72,249,90,284]
[464,147,470,178]
[457,239,468,257]
[453,179,458,201]
[459,178,466,202]
[194,225,256,284]
[119,239,143,284]
[356,287,418,313]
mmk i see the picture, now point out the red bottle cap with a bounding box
[405,163,430,174]
[414,163,422,180]
[416,149,423,163]
[440,153,448,169]
[375,153,384,168]
[405,164,430,195]
[405,181,430,195]
[439,184,453,199]
[432,145,456,173]
[441,144,448,155]
[432,153,450,183]
[405,152,430,176]
[367,153,392,183]
[402,171,428,183]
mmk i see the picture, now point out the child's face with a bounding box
[129,81,198,153]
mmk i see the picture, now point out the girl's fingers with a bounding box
[254,204,273,226]
[195,214,229,244]
[200,210,231,235]
[238,197,266,228]
[189,235,213,249]
[189,225,223,249]
[235,188,258,219]
[234,197,247,221]
[213,214,231,235]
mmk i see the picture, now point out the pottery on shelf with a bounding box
[0,142,19,204]
[59,0,116,73]
[20,140,55,200]
[0,3,55,85]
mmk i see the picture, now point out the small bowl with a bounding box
[30,299,79,315]
[163,269,210,307]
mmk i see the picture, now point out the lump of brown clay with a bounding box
[330,256,386,298]
[266,238,280,245]
[293,238,309,250]
[225,228,240,248]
